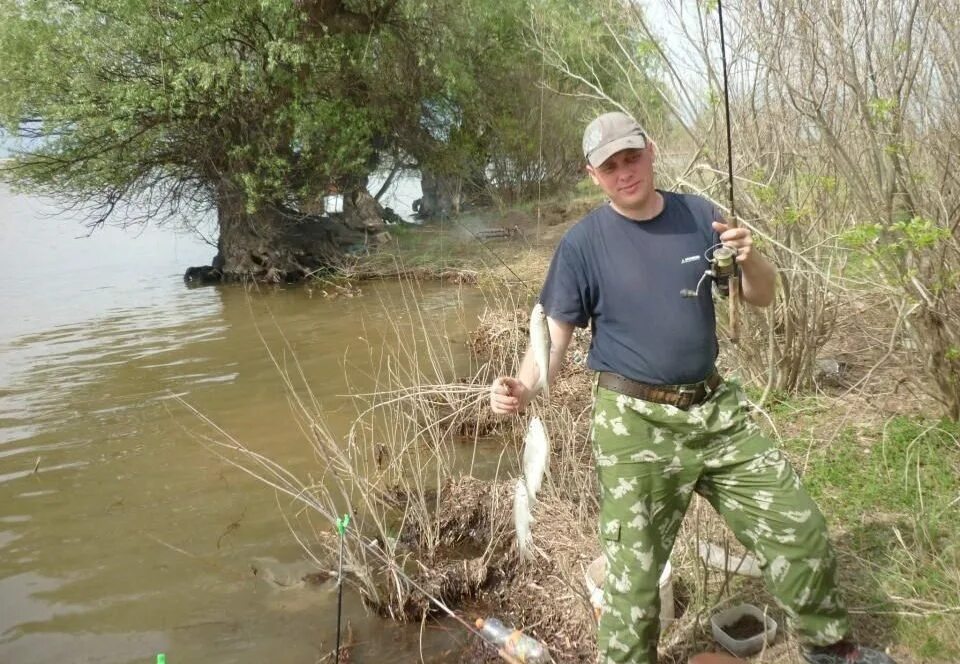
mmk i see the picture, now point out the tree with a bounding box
[0,0,571,279]
[1,0,609,275]
[401,0,599,219]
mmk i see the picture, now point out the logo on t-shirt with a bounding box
[681,255,701,264]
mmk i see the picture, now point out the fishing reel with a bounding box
[681,243,739,299]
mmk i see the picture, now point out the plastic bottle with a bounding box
[475,617,551,663]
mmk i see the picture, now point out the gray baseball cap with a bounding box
[582,112,648,168]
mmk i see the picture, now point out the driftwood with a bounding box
[473,225,522,240]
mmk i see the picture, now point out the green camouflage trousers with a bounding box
[592,379,850,664]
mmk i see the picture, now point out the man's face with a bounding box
[586,147,655,212]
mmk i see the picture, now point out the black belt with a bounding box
[597,370,723,410]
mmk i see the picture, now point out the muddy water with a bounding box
[0,185,497,663]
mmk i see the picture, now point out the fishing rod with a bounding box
[334,514,349,663]
[716,0,741,343]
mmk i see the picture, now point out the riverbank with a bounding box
[342,194,599,288]
[318,195,960,663]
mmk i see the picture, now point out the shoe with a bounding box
[802,641,897,664]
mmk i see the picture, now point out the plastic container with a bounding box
[709,603,778,656]
[584,556,674,629]
[475,617,552,663]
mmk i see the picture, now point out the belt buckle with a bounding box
[676,385,697,409]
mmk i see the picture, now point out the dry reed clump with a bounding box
[468,307,592,379]
[467,307,529,359]
[455,306,604,661]
[491,491,601,663]
[397,476,601,663]
[459,306,593,438]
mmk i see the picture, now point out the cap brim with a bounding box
[587,135,647,168]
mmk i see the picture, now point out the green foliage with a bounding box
[892,216,951,250]
[841,223,883,249]
[532,0,667,128]
[0,0,397,222]
[785,418,960,654]
[867,96,897,123]
[0,0,595,226]
[841,216,950,284]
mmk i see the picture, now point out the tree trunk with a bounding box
[417,169,461,219]
[185,184,389,284]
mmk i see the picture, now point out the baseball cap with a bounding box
[582,112,648,168]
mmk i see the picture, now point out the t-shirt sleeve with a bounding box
[539,234,591,328]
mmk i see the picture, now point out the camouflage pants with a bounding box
[592,379,850,664]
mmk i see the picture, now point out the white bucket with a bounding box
[584,555,674,629]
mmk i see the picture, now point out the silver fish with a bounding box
[523,416,550,502]
[529,302,550,402]
[513,479,534,560]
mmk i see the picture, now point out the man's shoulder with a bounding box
[665,191,717,221]
[564,203,613,243]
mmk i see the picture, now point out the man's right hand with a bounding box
[489,377,530,415]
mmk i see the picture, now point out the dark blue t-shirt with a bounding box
[539,191,722,385]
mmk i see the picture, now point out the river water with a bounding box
[0,183,492,663]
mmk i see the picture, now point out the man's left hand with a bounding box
[712,221,754,264]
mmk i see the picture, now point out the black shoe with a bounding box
[802,641,897,664]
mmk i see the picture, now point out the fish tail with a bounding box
[541,379,549,403]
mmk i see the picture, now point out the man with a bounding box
[489,112,895,664]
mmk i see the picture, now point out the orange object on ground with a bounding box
[688,654,747,664]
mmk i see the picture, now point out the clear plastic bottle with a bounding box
[475,617,552,663]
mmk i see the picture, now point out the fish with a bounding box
[523,416,550,502]
[513,479,534,560]
[529,302,551,402]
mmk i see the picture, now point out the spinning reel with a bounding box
[681,243,739,299]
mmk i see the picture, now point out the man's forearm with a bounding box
[516,316,575,408]
[516,348,540,395]
[739,253,776,307]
